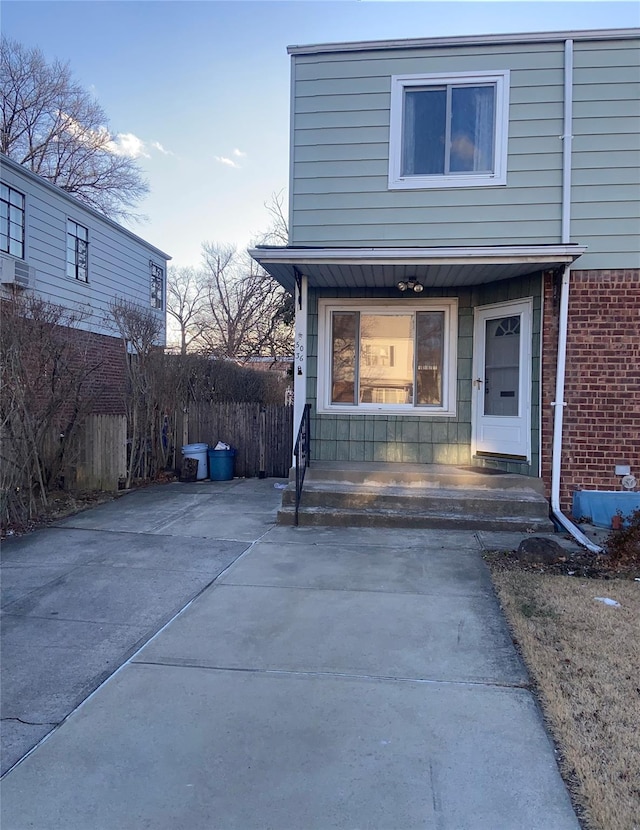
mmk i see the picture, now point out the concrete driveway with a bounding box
[0,478,580,829]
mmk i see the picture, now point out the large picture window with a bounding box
[389,71,509,190]
[319,299,457,415]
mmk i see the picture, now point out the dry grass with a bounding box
[489,569,640,830]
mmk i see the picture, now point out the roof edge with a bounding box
[249,244,587,265]
[288,28,640,56]
[0,154,171,261]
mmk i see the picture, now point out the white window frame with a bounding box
[388,70,510,190]
[66,218,89,282]
[150,260,164,310]
[1,183,26,260]
[317,298,458,416]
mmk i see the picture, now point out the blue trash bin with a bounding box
[208,448,236,481]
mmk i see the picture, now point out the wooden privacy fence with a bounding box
[188,403,293,478]
[75,414,127,491]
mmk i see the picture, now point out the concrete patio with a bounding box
[1,477,580,829]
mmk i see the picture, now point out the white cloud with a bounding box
[61,116,172,162]
[215,156,241,169]
[152,141,174,156]
[233,148,246,158]
[110,132,150,159]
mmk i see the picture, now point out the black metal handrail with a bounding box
[294,403,311,526]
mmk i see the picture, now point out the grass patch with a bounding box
[488,567,640,830]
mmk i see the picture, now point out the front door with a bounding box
[472,299,532,460]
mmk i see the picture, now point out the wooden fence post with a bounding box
[258,406,267,479]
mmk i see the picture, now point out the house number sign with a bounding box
[295,332,305,375]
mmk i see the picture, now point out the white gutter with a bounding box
[561,39,574,245]
[550,41,602,553]
[287,27,639,55]
[249,244,586,267]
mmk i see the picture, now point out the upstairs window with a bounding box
[150,261,164,309]
[389,71,509,190]
[66,220,89,282]
[1,184,25,259]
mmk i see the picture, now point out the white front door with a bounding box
[472,299,532,460]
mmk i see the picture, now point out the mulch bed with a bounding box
[484,544,640,581]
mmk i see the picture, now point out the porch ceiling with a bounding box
[248,244,586,294]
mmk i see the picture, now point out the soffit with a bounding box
[248,245,586,295]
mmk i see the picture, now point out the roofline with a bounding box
[249,244,586,267]
[288,28,640,56]
[0,154,171,261]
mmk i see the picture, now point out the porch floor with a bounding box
[279,462,554,532]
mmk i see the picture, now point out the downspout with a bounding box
[550,39,602,553]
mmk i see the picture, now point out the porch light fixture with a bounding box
[397,278,424,293]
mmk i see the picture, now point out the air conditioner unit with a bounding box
[0,256,35,289]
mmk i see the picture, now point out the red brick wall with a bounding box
[79,330,128,415]
[1,298,128,417]
[542,270,640,512]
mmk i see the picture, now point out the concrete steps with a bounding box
[277,462,553,532]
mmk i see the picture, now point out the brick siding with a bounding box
[79,330,128,415]
[1,299,128,417]
[541,270,640,512]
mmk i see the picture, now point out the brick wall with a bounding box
[79,330,128,415]
[1,298,127,417]
[542,270,640,512]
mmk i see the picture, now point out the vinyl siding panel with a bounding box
[291,42,565,249]
[290,35,639,270]
[571,40,640,268]
[294,223,560,247]
[1,162,169,340]
[293,46,565,80]
[293,168,563,194]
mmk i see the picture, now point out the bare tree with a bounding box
[0,296,102,526]
[108,299,163,487]
[166,265,207,355]
[196,242,292,362]
[258,189,289,246]
[1,37,148,221]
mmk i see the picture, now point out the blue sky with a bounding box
[3,0,639,267]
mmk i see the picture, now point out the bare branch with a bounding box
[257,190,289,246]
[1,37,149,221]
[166,266,208,354]
[195,243,293,362]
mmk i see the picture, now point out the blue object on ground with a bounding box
[572,490,640,528]
[208,447,236,481]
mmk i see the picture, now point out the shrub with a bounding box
[604,508,640,569]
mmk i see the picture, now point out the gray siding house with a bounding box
[1,154,170,419]
[251,28,639,539]
[1,154,170,344]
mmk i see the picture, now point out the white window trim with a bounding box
[388,70,510,190]
[317,297,458,416]
[66,218,89,283]
[1,183,26,260]
[150,260,165,310]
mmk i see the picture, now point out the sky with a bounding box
[3,0,639,268]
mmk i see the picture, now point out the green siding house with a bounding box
[250,28,640,542]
